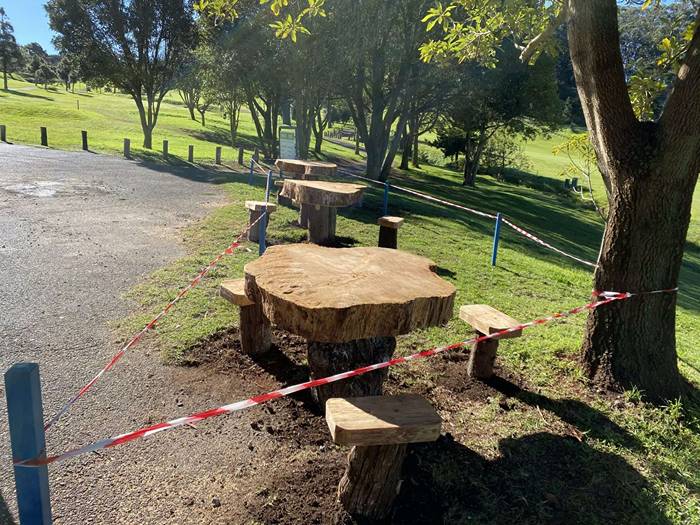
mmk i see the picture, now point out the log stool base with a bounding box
[338,444,407,521]
[377,216,404,249]
[219,279,272,355]
[459,304,522,380]
[307,336,396,408]
[325,395,442,521]
[245,201,277,243]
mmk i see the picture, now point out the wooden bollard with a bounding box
[215,146,222,165]
[188,145,194,163]
[162,139,169,158]
[0,124,6,142]
[123,138,131,158]
[81,130,88,151]
[40,127,48,147]
[238,146,244,165]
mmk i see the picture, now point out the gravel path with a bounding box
[0,144,273,524]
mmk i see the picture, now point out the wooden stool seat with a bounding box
[326,395,442,520]
[378,216,404,229]
[219,279,271,355]
[459,305,522,339]
[326,394,441,446]
[245,200,278,212]
[459,304,521,379]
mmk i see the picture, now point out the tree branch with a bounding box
[520,2,568,64]
[659,9,700,155]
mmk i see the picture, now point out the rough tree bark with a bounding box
[569,0,700,400]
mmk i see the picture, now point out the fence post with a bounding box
[383,182,390,216]
[188,145,194,163]
[163,140,169,158]
[491,213,503,267]
[5,363,52,524]
[259,170,273,256]
[0,124,6,143]
[81,130,88,151]
[249,159,254,185]
[215,146,222,165]
[40,127,48,147]
[123,138,131,159]
[238,146,244,165]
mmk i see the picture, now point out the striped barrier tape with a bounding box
[335,167,596,268]
[501,217,598,268]
[43,212,268,432]
[18,287,677,467]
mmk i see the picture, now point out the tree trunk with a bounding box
[399,124,412,170]
[581,162,692,400]
[412,130,420,168]
[199,109,206,127]
[307,336,396,408]
[568,0,700,400]
[2,68,7,91]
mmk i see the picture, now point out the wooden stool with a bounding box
[459,305,522,379]
[326,395,441,521]
[219,279,272,355]
[377,216,404,249]
[245,201,277,243]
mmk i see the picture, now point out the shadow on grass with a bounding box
[393,432,671,525]
[487,377,640,449]
[0,88,54,101]
[0,490,16,525]
[129,151,249,186]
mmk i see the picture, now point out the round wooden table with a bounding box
[280,180,365,244]
[274,159,337,180]
[244,244,456,406]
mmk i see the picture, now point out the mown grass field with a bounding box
[2,77,700,523]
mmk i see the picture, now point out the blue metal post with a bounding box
[249,159,254,185]
[383,182,389,216]
[491,213,503,267]
[259,169,273,256]
[5,363,52,524]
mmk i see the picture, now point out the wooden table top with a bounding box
[280,180,365,207]
[244,244,455,342]
[275,159,337,178]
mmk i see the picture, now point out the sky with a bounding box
[1,0,57,54]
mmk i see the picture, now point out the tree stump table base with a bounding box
[307,337,396,408]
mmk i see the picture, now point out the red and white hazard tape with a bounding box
[501,217,598,268]
[43,212,268,432]
[18,288,676,467]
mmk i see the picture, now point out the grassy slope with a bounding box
[2,78,699,523]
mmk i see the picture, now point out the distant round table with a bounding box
[280,180,365,244]
[245,244,456,406]
[274,159,337,180]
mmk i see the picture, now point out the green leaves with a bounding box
[422,2,456,31]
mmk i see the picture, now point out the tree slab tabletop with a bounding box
[326,395,442,447]
[280,180,365,208]
[275,159,338,178]
[459,305,522,339]
[244,244,456,343]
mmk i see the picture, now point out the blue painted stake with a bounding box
[383,182,389,216]
[491,212,503,267]
[5,363,52,524]
[248,159,254,185]
[259,170,273,256]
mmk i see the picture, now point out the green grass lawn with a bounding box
[2,77,700,523]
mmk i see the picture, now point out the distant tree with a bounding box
[436,43,561,186]
[177,52,203,122]
[46,0,196,149]
[0,8,23,90]
[56,53,80,91]
[328,0,432,180]
[35,61,56,89]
